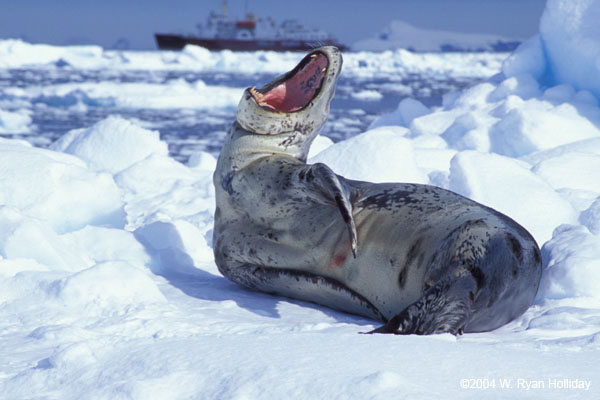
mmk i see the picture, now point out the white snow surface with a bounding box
[2,1,600,398]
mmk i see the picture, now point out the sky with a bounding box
[0,0,547,50]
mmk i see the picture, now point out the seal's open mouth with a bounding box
[249,52,328,112]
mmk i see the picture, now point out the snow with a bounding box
[353,20,520,53]
[2,0,600,398]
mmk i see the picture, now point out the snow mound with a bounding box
[369,97,431,129]
[50,116,168,174]
[539,225,600,302]
[0,140,125,233]
[55,261,167,309]
[309,126,427,184]
[449,151,577,244]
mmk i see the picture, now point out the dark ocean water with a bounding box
[1,67,478,162]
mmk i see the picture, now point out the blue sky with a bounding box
[0,0,546,49]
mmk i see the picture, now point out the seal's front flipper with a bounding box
[367,271,476,335]
[299,162,357,257]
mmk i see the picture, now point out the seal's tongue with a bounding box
[250,53,328,112]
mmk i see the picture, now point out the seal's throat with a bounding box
[249,52,328,112]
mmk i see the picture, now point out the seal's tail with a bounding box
[367,270,476,335]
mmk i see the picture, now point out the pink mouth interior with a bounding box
[251,53,328,112]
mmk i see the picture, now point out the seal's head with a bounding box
[236,46,342,157]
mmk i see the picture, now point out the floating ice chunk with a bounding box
[0,108,32,134]
[50,116,168,174]
[502,35,546,80]
[369,98,430,129]
[0,39,103,68]
[310,126,427,184]
[0,140,125,233]
[55,261,166,308]
[580,197,600,235]
[350,89,383,102]
[181,44,212,63]
[532,152,600,192]
[489,100,600,157]
[449,151,577,243]
[539,225,600,301]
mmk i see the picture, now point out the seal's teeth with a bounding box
[310,54,317,58]
[250,86,263,99]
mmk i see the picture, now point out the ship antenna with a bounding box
[222,0,228,16]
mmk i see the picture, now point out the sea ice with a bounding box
[2,0,600,398]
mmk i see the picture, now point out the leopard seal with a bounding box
[212,46,542,334]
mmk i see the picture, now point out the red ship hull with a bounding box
[155,33,348,52]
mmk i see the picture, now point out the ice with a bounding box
[0,140,125,233]
[187,150,217,170]
[501,35,546,80]
[0,108,32,134]
[489,100,600,157]
[0,38,505,80]
[448,151,577,243]
[3,0,600,397]
[539,0,600,97]
[309,126,427,184]
[532,152,600,192]
[50,116,168,174]
[350,89,383,101]
[369,97,431,129]
[580,197,600,234]
[539,225,600,301]
[18,80,244,111]
[353,20,519,53]
[56,261,167,309]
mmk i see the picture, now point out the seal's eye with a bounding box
[249,52,328,112]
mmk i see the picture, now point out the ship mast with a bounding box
[222,0,228,16]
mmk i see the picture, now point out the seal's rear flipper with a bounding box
[367,271,476,335]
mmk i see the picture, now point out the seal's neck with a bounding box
[219,122,313,172]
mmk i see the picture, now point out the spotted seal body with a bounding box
[213,46,542,334]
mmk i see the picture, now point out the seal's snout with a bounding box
[249,51,329,113]
[236,46,342,136]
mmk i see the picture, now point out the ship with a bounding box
[155,1,347,52]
